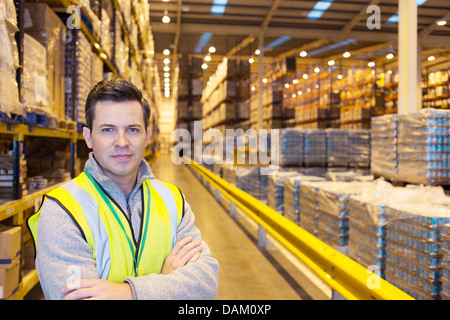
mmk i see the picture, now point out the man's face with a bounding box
[82,100,151,184]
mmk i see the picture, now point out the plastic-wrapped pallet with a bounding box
[298,181,320,237]
[284,175,325,225]
[23,34,50,113]
[384,186,450,300]
[315,181,374,247]
[326,170,374,182]
[371,114,398,180]
[347,179,397,280]
[326,129,348,167]
[267,171,300,215]
[397,109,450,186]
[278,129,304,167]
[442,223,450,300]
[0,0,22,116]
[348,129,371,168]
[236,167,265,202]
[304,130,326,167]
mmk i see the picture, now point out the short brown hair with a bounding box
[85,79,151,130]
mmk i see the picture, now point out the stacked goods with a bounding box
[442,224,450,300]
[284,175,325,225]
[23,34,52,122]
[267,171,300,215]
[384,186,450,300]
[326,170,374,182]
[371,114,398,180]
[236,167,267,202]
[326,129,348,167]
[315,181,373,247]
[24,3,66,121]
[0,0,21,117]
[348,129,371,168]
[397,109,450,186]
[348,179,396,279]
[299,181,320,237]
[304,130,326,167]
[278,129,304,167]
[65,30,92,125]
[0,224,21,299]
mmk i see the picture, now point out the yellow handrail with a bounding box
[187,159,414,300]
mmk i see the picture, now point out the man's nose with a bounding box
[115,131,129,148]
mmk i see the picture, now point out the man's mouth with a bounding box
[112,154,133,160]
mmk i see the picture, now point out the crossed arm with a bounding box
[35,198,218,300]
[61,236,203,300]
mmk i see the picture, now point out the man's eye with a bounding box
[128,128,139,133]
[102,128,112,132]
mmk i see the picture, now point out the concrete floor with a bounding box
[25,151,331,300]
[151,152,331,300]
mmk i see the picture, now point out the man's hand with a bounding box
[62,279,133,300]
[162,236,203,275]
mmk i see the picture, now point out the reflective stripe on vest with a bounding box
[27,171,183,283]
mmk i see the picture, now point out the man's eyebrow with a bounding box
[98,123,143,127]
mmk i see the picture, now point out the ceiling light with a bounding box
[314,67,320,73]
[284,83,289,88]
[251,86,256,91]
[202,63,208,69]
[163,66,170,72]
[292,94,296,98]
[162,0,169,2]
[343,52,351,58]
[163,49,170,55]
[300,51,307,57]
[303,74,308,79]
[249,58,254,64]
[327,60,335,66]
[293,79,298,84]
[386,53,394,60]
[262,78,267,83]
[298,91,302,95]
[164,58,170,64]
[255,49,261,56]
[164,78,170,82]
[164,72,170,77]
[337,74,343,80]
[437,20,447,26]
[205,55,211,62]
[368,61,375,67]
[208,46,216,53]
[165,83,170,87]
[162,10,170,23]
[428,55,436,61]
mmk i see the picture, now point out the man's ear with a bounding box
[83,126,93,149]
[146,127,152,146]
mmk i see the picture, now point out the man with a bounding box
[27,79,219,300]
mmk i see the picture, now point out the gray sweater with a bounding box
[35,153,219,300]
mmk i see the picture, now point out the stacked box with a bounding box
[24,3,66,119]
[23,34,50,112]
[267,171,300,215]
[371,114,398,180]
[278,129,304,167]
[0,225,21,300]
[299,181,320,237]
[304,130,326,166]
[348,129,371,168]
[0,0,22,116]
[315,181,373,247]
[65,30,92,124]
[385,199,450,300]
[441,223,450,300]
[326,129,348,167]
[348,193,390,279]
[397,109,450,185]
[284,175,325,225]
[236,167,267,201]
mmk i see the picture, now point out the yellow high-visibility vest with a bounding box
[27,171,184,283]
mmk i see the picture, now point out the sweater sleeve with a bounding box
[35,199,99,300]
[124,198,219,300]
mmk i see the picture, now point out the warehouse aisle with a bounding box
[150,151,330,300]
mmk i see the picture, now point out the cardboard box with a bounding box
[24,3,66,118]
[0,225,21,269]
[0,259,20,300]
